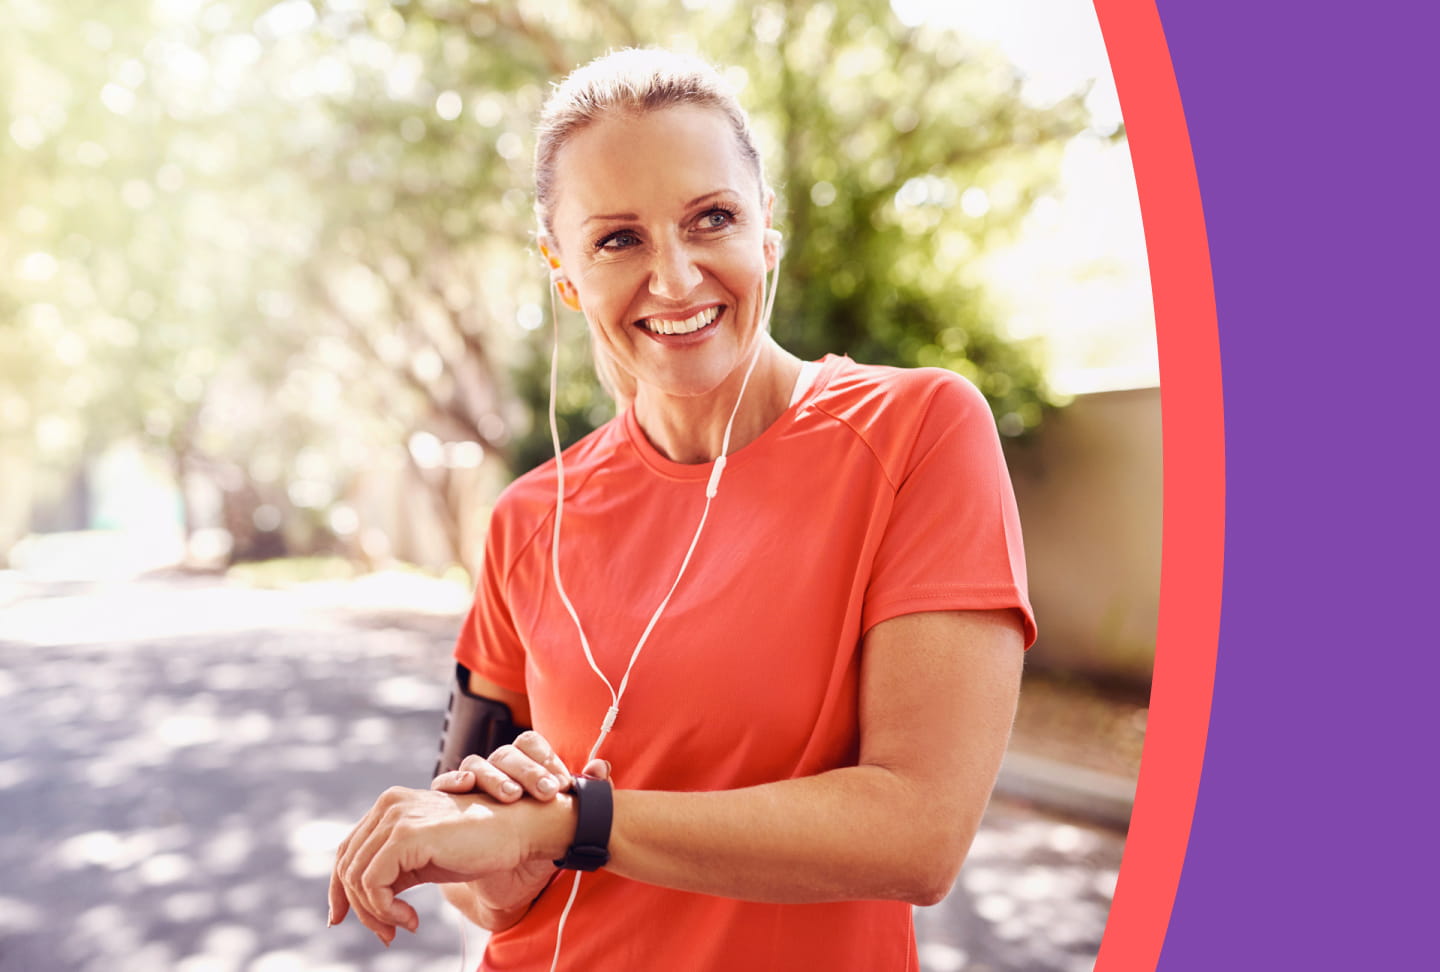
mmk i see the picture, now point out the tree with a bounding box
[3,0,1108,573]
[477,0,1098,464]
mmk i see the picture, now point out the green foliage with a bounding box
[3,0,1104,564]
[496,0,1092,462]
[740,1,1084,430]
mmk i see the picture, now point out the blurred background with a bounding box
[1,1,1157,969]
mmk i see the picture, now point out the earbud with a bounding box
[551,271,581,312]
[764,228,783,268]
[539,239,582,311]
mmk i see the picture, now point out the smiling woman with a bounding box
[330,48,1035,972]
[545,104,784,463]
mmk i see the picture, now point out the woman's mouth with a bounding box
[637,305,722,336]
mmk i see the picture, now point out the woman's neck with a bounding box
[632,340,803,464]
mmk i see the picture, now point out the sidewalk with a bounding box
[0,563,1128,971]
[1000,673,1145,831]
[997,751,1136,831]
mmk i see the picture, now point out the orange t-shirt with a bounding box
[454,355,1035,971]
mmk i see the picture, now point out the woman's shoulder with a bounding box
[813,356,990,428]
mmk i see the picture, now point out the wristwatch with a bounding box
[554,776,612,871]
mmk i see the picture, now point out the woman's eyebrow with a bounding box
[682,189,739,209]
[582,190,741,228]
[583,211,637,227]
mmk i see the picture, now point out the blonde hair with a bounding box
[534,49,769,406]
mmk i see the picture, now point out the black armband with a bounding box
[433,663,523,778]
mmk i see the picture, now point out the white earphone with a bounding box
[764,227,784,265]
[537,232,783,970]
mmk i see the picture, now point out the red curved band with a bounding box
[1090,2,1224,969]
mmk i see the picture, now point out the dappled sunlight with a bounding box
[2,0,1147,965]
[3,0,1150,584]
[4,570,1117,970]
[288,819,355,881]
[0,895,44,936]
[913,812,1123,970]
[0,575,467,969]
[0,758,34,790]
[919,942,971,971]
[0,536,472,649]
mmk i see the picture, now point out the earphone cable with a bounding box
[543,251,781,971]
[547,257,780,764]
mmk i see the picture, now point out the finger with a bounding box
[387,895,420,935]
[380,873,425,933]
[455,756,526,803]
[327,865,351,927]
[489,732,571,799]
[430,769,477,793]
[581,758,612,782]
[489,746,564,800]
[513,730,575,788]
[331,812,383,930]
[338,856,396,947]
[329,830,353,926]
[340,792,410,943]
[342,841,397,945]
[330,886,394,948]
[360,838,418,935]
[345,822,402,942]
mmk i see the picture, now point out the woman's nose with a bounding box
[648,238,703,300]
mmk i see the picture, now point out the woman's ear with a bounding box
[764,229,783,270]
[554,276,581,312]
[761,190,781,269]
[538,236,581,311]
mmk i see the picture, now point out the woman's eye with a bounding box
[597,231,639,251]
[702,208,736,229]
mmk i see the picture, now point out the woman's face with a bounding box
[546,105,774,404]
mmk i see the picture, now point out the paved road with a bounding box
[0,570,1121,971]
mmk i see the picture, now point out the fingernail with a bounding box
[327,908,334,926]
[537,776,557,795]
[502,780,521,796]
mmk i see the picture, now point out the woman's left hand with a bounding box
[328,786,533,946]
[430,730,577,805]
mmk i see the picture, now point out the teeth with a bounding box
[644,306,719,335]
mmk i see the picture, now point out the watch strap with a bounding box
[554,776,612,871]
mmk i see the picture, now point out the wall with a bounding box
[1004,385,1162,686]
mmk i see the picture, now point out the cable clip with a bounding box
[706,454,728,498]
[601,705,620,734]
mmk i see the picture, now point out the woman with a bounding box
[329,48,1034,971]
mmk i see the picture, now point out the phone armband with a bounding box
[433,663,523,777]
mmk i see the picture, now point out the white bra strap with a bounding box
[788,359,822,408]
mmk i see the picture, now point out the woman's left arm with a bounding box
[596,607,1025,905]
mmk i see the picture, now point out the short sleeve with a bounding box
[861,373,1037,647]
[453,494,533,694]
